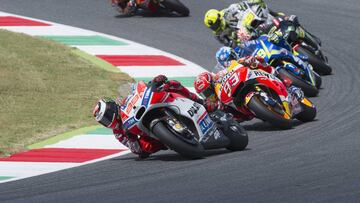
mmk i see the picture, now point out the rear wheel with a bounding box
[278,68,319,97]
[161,0,190,16]
[297,46,332,75]
[247,94,293,129]
[151,121,204,159]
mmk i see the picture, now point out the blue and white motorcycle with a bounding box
[236,35,322,97]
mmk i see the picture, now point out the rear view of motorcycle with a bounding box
[121,81,248,159]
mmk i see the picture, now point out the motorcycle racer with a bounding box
[204,8,240,48]
[110,0,157,15]
[93,75,203,159]
[194,48,303,122]
[195,55,275,122]
[204,0,319,50]
[204,1,285,47]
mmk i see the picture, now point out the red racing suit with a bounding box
[111,0,157,14]
[114,78,202,158]
[204,56,278,122]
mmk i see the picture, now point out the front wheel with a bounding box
[247,94,293,129]
[161,0,190,16]
[224,120,248,151]
[151,121,204,159]
[278,68,319,97]
[295,98,317,122]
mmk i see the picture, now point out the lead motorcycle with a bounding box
[110,0,189,16]
[214,61,317,129]
[120,81,248,159]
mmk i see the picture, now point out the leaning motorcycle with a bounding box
[237,35,322,97]
[276,18,333,75]
[214,62,317,129]
[120,81,248,159]
[238,2,332,75]
[111,0,189,16]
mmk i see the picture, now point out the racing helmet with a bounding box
[216,46,239,68]
[93,98,120,129]
[194,72,215,99]
[204,9,225,32]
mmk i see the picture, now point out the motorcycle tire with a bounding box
[152,121,204,159]
[295,98,317,122]
[247,94,293,129]
[161,0,189,16]
[278,68,319,97]
[314,71,322,89]
[224,120,249,151]
[297,46,332,75]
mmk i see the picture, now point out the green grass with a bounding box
[0,30,133,157]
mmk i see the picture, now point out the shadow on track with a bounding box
[242,119,318,132]
[112,148,251,162]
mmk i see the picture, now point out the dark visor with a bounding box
[99,102,118,127]
[210,15,221,31]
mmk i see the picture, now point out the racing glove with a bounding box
[239,56,260,69]
[152,74,168,88]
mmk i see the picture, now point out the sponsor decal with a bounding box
[199,114,214,135]
[125,94,140,114]
[187,102,201,117]
[141,88,152,107]
[123,117,137,130]
[252,70,277,80]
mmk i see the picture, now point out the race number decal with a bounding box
[242,12,255,26]
[256,49,267,58]
[223,73,240,96]
[199,114,214,135]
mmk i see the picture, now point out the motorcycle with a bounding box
[213,61,317,129]
[236,35,322,97]
[120,81,248,159]
[110,0,189,16]
[276,18,333,75]
[238,2,332,75]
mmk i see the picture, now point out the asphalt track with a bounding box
[0,0,360,202]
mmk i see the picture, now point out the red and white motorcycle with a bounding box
[120,81,248,158]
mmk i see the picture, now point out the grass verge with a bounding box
[0,29,132,157]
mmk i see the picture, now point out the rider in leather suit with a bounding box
[93,75,203,159]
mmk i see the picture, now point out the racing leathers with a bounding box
[213,4,242,48]
[110,0,157,14]
[114,75,203,158]
[204,56,276,122]
[214,1,283,47]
